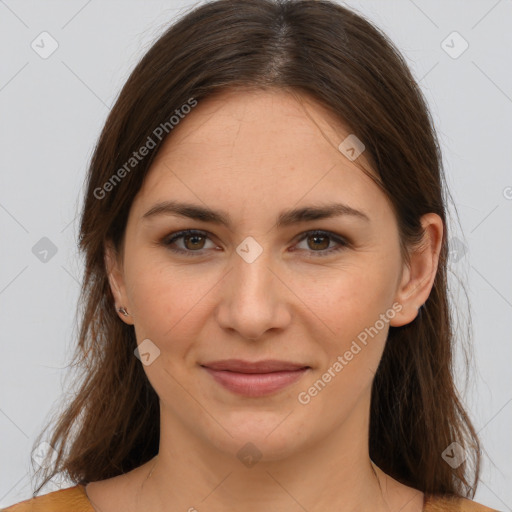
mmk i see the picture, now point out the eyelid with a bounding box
[162,229,218,251]
[293,230,350,251]
[161,228,350,257]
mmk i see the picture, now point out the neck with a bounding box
[132,395,422,512]
[140,455,385,512]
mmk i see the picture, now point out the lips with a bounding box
[201,359,309,373]
[200,359,310,397]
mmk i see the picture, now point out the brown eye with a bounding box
[294,230,349,257]
[306,233,330,251]
[162,229,216,256]
[162,229,348,258]
[183,233,206,250]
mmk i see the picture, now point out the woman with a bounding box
[3,0,499,510]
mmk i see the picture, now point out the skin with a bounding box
[87,88,443,512]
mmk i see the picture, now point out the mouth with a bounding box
[200,359,311,397]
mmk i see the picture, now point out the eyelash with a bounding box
[161,229,349,258]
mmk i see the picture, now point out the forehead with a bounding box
[132,89,384,219]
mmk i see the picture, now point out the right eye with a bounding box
[161,229,218,256]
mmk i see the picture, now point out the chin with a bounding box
[204,413,311,463]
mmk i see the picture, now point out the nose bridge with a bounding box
[232,236,277,307]
[217,236,290,339]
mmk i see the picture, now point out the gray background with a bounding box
[1,0,511,509]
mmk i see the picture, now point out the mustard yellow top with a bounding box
[1,484,500,511]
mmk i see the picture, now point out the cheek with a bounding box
[294,269,397,419]
[130,272,174,330]
[125,256,218,359]
[124,258,183,342]
[295,252,401,388]
[302,260,399,338]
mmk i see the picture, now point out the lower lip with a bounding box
[202,367,309,397]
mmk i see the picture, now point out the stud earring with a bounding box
[118,306,129,316]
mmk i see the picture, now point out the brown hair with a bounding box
[31,0,480,497]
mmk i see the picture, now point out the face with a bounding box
[106,88,438,462]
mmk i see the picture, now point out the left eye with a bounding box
[294,230,349,256]
[161,229,348,257]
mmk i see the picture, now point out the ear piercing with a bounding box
[118,306,130,316]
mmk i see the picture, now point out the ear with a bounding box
[390,213,444,327]
[104,240,134,325]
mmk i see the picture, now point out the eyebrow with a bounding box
[142,200,370,228]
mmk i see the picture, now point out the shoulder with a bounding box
[1,484,94,512]
[424,493,501,512]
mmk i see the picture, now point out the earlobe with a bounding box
[389,213,444,327]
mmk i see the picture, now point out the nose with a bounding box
[215,246,292,341]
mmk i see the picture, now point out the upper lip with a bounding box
[200,359,310,373]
